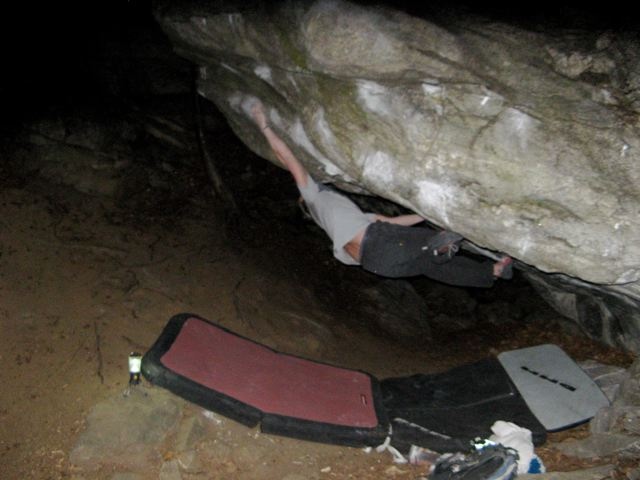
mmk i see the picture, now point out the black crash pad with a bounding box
[381,358,547,453]
[141,313,389,447]
[142,313,546,452]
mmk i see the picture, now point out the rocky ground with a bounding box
[0,94,638,479]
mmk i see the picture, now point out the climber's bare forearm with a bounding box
[262,127,308,187]
[376,214,425,226]
[251,101,308,187]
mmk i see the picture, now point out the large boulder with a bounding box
[154,1,640,351]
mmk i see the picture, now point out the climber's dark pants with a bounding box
[360,221,495,288]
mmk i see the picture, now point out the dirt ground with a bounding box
[0,116,637,479]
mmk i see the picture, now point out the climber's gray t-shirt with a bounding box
[298,175,375,265]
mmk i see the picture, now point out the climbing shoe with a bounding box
[427,231,463,263]
[494,256,513,280]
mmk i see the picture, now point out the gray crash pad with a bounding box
[498,344,610,431]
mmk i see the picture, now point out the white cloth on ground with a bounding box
[489,420,544,474]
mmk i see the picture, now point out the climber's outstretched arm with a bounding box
[251,102,308,187]
[375,213,425,226]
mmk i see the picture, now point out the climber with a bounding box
[250,100,512,288]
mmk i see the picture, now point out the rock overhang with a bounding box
[154,0,640,351]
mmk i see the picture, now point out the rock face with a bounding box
[154,1,640,351]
